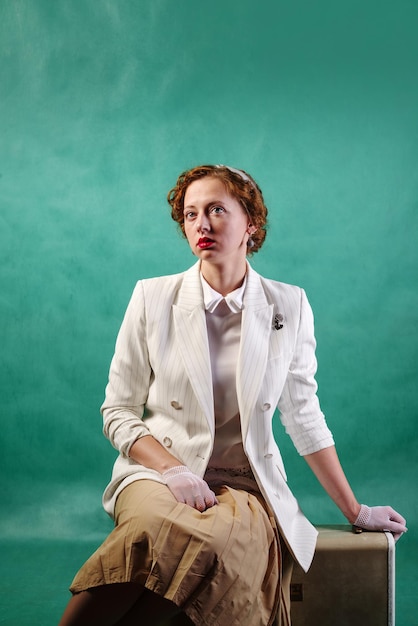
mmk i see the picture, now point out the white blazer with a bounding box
[101,261,334,572]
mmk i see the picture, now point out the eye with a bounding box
[184,210,196,220]
[210,205,225,214]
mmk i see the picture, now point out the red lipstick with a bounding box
[198,237,214,249]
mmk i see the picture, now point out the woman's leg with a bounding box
[58,583,188,626]
[169,615,194,626]
[115,588,190,625]
[58,583,143,626]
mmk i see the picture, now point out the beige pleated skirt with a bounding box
[70,479,293,626]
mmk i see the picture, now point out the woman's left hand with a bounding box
[353,504,407,541]
[162,465,218,512]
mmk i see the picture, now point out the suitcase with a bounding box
[290,525,395,626]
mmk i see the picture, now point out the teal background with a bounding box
[1,1,417,623]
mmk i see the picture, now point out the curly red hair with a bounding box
[167,165,268,254]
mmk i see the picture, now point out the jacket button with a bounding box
[262,403,271,411]
[170,400,182,410]
[264,453,273,459]
[163,437,173,448]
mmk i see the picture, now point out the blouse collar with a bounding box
[200,273,246,313]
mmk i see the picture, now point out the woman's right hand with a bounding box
[162,465,218,512]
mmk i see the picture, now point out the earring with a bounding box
[247,237,255,248]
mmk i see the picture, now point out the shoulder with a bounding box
[247,267,315,330]
[263,278,309,326]
[129,264,197,307]
[140,271,186,290]
[259,274,302,296]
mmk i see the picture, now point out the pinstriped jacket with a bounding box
[101,261,335,572]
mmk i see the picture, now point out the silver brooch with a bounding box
[273,313,284,330]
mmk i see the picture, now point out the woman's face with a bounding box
[183,176,253,267]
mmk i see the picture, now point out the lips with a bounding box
[197,237,215,249]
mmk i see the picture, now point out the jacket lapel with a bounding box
[173,263,215,436]
[238,266,273,441]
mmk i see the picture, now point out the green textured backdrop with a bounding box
[1,1,417,623]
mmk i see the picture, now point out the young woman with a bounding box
[59,165,406,626]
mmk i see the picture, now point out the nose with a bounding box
[196,211,210,233]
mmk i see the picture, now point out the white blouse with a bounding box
[200,275,254,477]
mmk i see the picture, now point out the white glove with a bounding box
[354,504,407,541]
[162,466,218,512]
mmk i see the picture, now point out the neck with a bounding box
[200,259,247,296]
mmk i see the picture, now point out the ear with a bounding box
[247,225,257,235]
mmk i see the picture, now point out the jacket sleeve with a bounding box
[101,281,153,456]
[277,288,335,455]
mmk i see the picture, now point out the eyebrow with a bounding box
[183,199,226,210]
